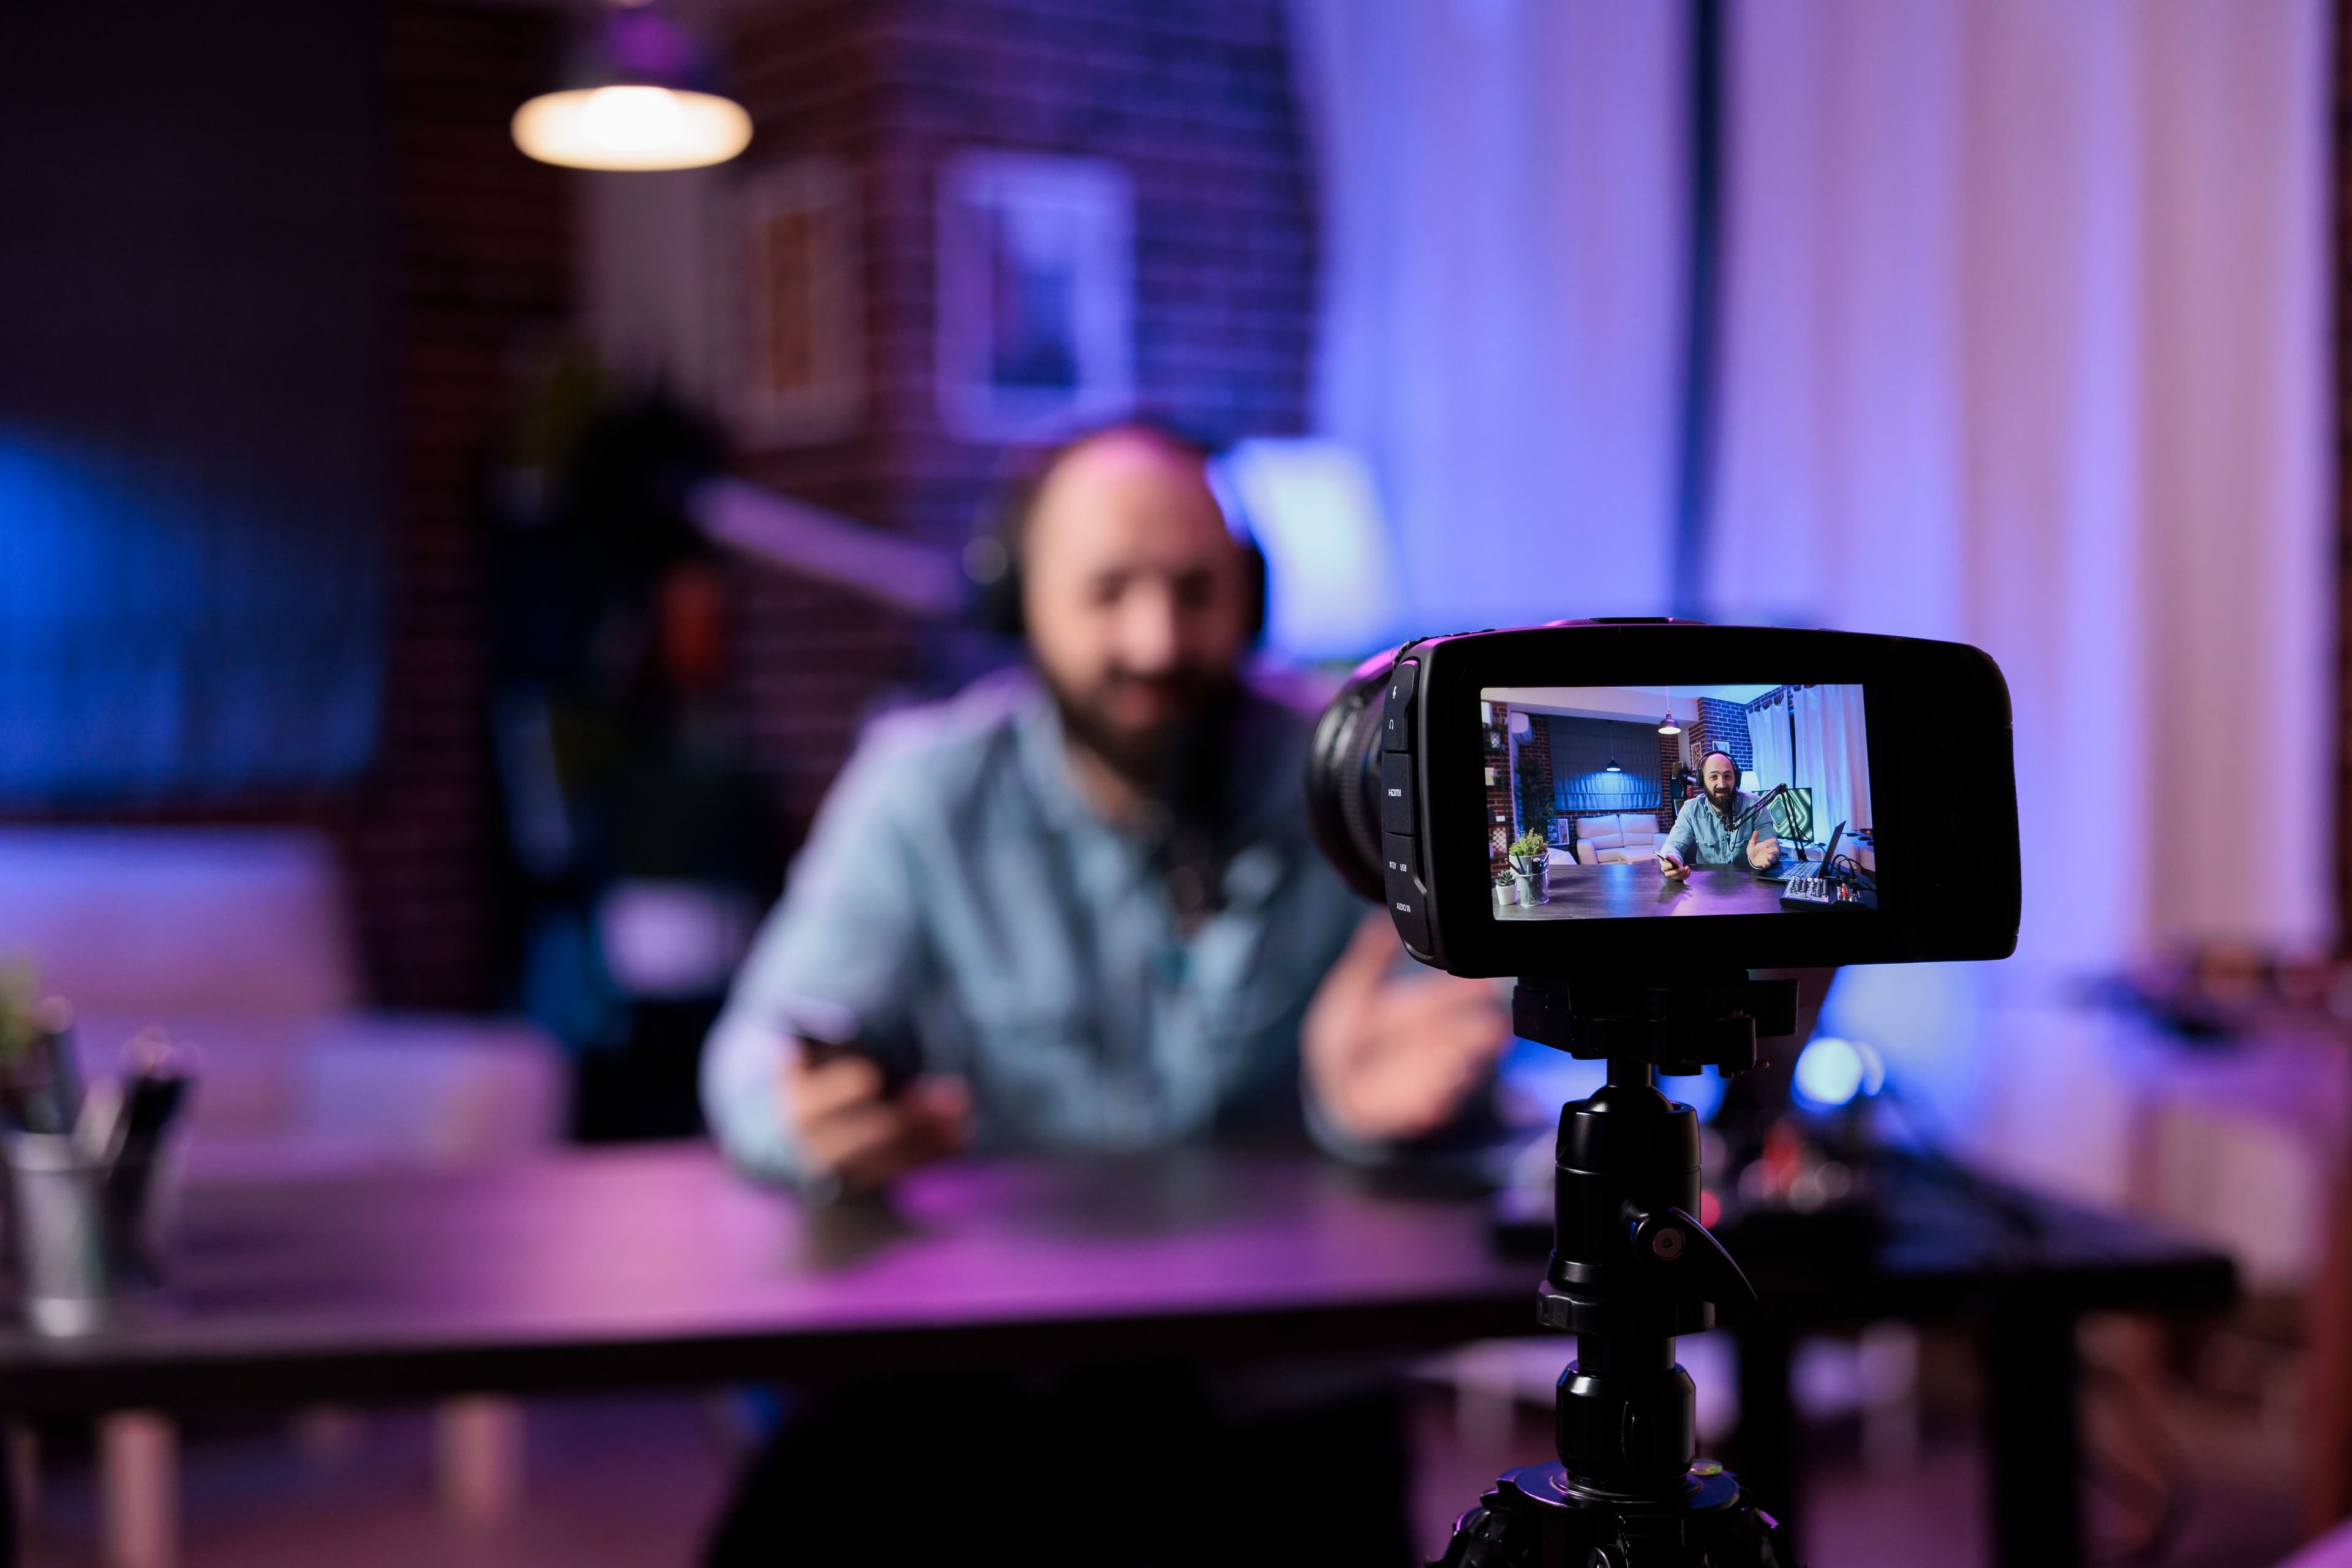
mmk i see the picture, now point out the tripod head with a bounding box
[1438,973,1804,1566]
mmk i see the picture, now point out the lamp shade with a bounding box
[513,2,751,172]
[1657,711,1680,735]
[1604,758,1622,773]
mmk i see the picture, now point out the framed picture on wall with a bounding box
[728,154,865,447]
[935,149,1135,442]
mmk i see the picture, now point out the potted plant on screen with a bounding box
[1507,831,1550,906]
[1493,869,1518,910]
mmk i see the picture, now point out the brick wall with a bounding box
[355,3,571,1006]
[724,0,1317,840]
[716,2,913,837]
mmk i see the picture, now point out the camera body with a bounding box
[1308,620,2021,978]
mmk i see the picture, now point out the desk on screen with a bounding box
[1498,862,1796,920]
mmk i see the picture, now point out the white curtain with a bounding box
[1295,0,2332,1190]
[1702,0,2332,1183]
[1287,0,1689,630]
[1704,0,2332,970]
[1299,0,2330,963]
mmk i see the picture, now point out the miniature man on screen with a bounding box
[1656,750,1779,878]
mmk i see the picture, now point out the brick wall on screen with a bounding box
[1484,704,1513,865]
[1656,731,1683,829]
[1517,718,1553,839]
[724,0,1317,839]
[1697,699,1752,776]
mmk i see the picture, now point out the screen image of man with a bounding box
[1656,750,1779,878]
[698,422,1510,1563]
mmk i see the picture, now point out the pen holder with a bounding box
[2,1131,177,1336]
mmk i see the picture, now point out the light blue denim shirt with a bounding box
[700,669,1372,1184]
[1659,790,1776,870]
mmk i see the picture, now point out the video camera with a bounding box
[1303,620,2022,1567]
[1306,619,2021,977]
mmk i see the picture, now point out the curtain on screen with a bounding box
[1743,699,1790,794]
[1789,685,1871,837]
[1547,717,1663,815]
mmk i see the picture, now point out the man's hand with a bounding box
[1657,848,1691,881]
[783,1043,971,1196]
[1746,829,1779,870]
[1303,914,1511,1144]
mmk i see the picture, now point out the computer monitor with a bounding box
[1768,786,1815,848]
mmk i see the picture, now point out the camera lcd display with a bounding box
[1479,683,1875,921]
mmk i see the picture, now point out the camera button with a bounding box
[1382,831,1422,884]
[1379,752,1417,835]
[1381,660,1419,752]
[1381,833,1433,953]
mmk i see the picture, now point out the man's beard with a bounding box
[1046,665,1241,804]
[1707,783,1738,811]
[1048,666,1242,924]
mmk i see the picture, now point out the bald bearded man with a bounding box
[700,421,1507,1564]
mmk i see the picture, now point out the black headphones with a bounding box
[966,418,1269,644]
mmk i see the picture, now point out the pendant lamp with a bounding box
[513,0,752,172]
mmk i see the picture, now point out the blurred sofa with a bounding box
[1568,811,1670,866]
[0,827,564,1174]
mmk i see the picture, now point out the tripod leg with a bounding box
[1730,1320,1800,1553]
[0,1410,15,1568]
[1980,1303,2082,1568]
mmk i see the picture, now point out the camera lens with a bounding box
[1303,653,1394,903]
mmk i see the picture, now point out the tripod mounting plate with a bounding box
[1498,1459,1740,1517]
[1439,1461,1797,1568]
[1511,974,1798,1076]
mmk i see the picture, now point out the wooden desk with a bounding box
[0,1146,2235,1568]
[1499,861,1792,920]
[0,1148,1537,1564]
[0,1149,1536,1414]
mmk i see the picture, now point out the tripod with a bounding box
[1435,972,1803,1568]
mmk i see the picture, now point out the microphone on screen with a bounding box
[1733,782,1790,834]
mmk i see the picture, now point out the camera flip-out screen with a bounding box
[1482,682,1875,922]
